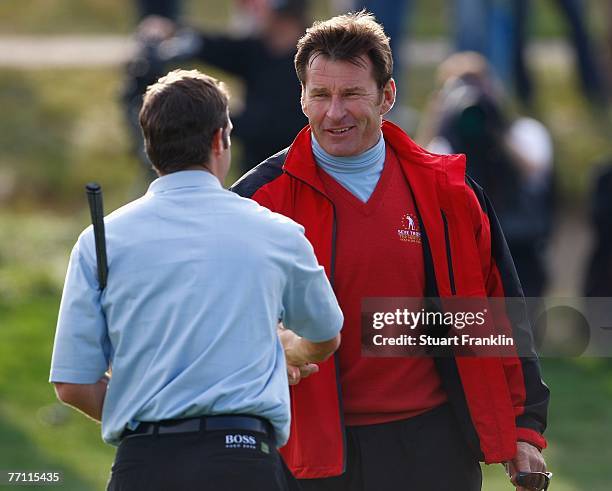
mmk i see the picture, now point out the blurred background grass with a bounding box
[1,0,611,489]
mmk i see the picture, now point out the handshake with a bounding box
[277,323,340,386]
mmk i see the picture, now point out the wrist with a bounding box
[516,427,547,450]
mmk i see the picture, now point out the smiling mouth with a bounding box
[326,127,353,135]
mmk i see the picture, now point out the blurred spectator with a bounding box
[122,0,309,176]
[583,161,612,297]
[229,0,275,34]
[351,0,412,87]
[135,0,181,21]
[453,0,608,108]
[514,0,608,107]
[600,0,612,104]
[608,2,612,65]
[453,0,515,86]
[419,52,555,297]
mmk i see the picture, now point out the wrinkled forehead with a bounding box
[303,54,377,90]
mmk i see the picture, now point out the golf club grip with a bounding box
[85,183,108,290]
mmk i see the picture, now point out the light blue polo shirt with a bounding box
[50,170,343,447]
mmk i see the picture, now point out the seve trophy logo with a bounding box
[398,212,421,244]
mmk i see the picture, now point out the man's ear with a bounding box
[221,127,230,149]
[300,85,308,117]
[211,128,224,156]
[380,78,396,116]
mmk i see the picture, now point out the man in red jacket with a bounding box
[231,11,549,491]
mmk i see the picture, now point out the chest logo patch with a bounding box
[398,212,422,244]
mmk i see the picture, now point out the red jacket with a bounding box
[231,121,549,479]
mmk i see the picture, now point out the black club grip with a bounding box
[85,183,108,290]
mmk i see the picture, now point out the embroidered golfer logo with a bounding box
[398,212,422,243]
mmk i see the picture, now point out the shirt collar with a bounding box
[311,132,385,174]
[147,170,221,194]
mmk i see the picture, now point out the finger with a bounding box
[504,462,516,487]
[512,455,531,473]
[287,366,301,385]
[509,470,522,487]
[506,462,523,488]
[512,481,531,491]
[299,363,319,378]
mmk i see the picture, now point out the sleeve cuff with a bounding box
[516,427,547,450]
[49,367,104,384]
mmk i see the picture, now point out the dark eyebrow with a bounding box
[342,87,367,93]
[308,87,329,94]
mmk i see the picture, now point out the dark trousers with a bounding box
[297,404,482,491]
[107,428,299,491]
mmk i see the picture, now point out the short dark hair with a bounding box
[139,69,229,174]
[294,11,392,89]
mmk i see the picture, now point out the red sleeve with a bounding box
[467,182,549,450]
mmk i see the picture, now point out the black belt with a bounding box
[121,415,273,440]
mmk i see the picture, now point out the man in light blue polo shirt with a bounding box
[50,69,342,491]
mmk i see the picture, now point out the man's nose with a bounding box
[325,95,346,121]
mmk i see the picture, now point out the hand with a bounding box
[278,324,320,385]
[277,325,307,367]
[287,363,319,385]
[504,442,547,490]
[277,322,339,370]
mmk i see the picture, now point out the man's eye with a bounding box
[312,93,327,98]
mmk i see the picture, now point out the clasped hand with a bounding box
[278,325,320,385]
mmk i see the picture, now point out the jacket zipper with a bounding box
[441,210,457,295]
